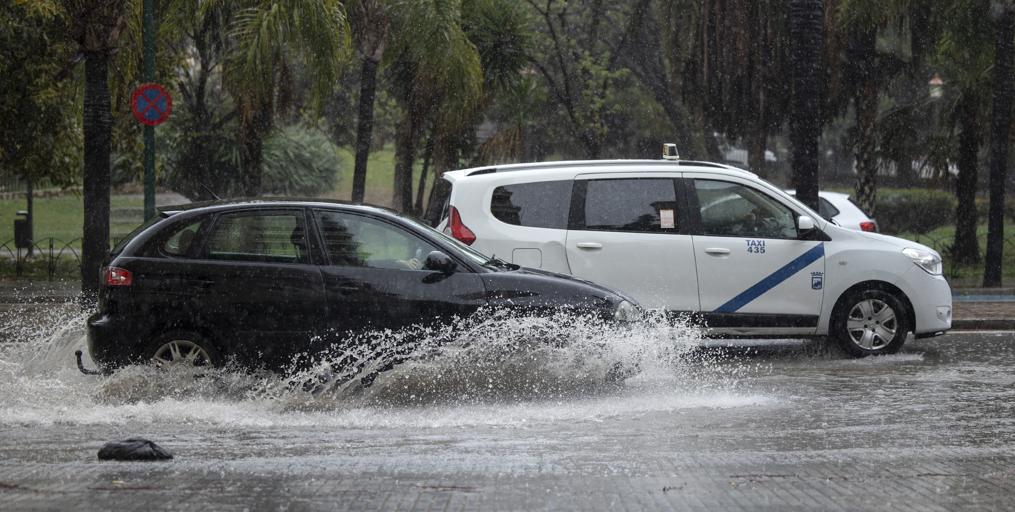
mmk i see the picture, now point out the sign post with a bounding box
[143,0,155,221]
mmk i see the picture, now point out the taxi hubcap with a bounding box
[846,299,897,350]
[152,340,212,367]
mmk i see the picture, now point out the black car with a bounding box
[87,200,640,372]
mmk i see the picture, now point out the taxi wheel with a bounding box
[831,289,909,357]
[143,332,221,368]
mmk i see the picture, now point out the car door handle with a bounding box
[704,247,731,255]
[185,278,215,288]
[576,242,603,250]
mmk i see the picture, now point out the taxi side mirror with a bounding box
[798,215,816,232]
[424,251,458,274]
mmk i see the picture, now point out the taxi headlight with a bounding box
[902,247,942,275]
[613,300,642,322]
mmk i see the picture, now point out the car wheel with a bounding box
[144,333,220,368]
[831,289,909,357]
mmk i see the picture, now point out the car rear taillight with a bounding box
[102,266,133,287]
[447,206,476,245]
[859,221,878,233]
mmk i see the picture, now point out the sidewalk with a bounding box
[1,279,1013,330]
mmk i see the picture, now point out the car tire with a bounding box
[831,289,909,357]
[143,332,221,368]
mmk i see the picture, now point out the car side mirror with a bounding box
[798,215,816,232]
[424,251,457,274]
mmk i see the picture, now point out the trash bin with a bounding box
[14,210,31,249]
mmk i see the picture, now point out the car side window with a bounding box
[695,180,797,239]
[161,220,203,257]
[818,198,839,220]
[490,180,572,229]
[314,210,439,271]
[578,178,679,233]
[204,211,309,264]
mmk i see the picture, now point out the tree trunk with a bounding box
[392,113,417,212]
[747,129,767,177]
[352,57,380,203]
[953,93,982,265]
[239,101,272,197]
[788,0,824,211]
[854,76,879,218]
[984,8,1015,287]
[415,129,436,215]
[81,51,112,299]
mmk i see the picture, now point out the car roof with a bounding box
[442,159,758,181]
[158,198,402,218]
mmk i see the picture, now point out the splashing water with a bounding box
[0,302,771,429]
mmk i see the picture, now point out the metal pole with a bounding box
[26,179,33,256]
[142,0,156,221]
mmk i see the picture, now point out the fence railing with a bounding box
[0,238,82,279]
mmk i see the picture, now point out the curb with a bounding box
[951,319,1015,330]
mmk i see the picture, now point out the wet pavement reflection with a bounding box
[0,316,1013,510]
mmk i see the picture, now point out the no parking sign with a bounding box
[131,83,172,126]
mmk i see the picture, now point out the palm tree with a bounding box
[347,0,390,204]
[984,4,1015,286]
[789,0,825,211]
[385,0,482,212]
[59,0,128,298]
[935,0,994,265]
[221,0,348,197]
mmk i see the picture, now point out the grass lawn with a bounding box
[0,195,145,248]
[0,145,434,250]
[897,222,1015,286]
[330,145,434,207]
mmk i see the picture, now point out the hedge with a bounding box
[875,189,956,235]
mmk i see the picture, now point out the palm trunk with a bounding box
[352,57,380,203]
[953,93,981,265]
[788,0,824,211]
[747,129,767,177]
[392,112,417,212]
[984,8,1015,287]
[854,77,879,217]
[415,129,436,215]
[239,101,272,197]
[81,50,112,299]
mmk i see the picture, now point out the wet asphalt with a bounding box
[1,331,1014,511]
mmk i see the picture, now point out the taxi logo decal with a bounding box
[714,243,825,313]
[746,239,766,254]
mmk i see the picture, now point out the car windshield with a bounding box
[397,214,501,269]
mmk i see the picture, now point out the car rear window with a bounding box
[490,180,572,229]
[577,178,679,233]
[423,178,453,227]
[818,198,839,220]
[204,211,309,264]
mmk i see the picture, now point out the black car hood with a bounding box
[478,265,639,312]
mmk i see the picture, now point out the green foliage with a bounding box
[974,196,1015,223]
[0,2,82,186]
[876,189,957,235]
[261,124,342,196]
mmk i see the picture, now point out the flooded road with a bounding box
[1,309,1013,510]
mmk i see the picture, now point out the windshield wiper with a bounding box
[484,255,519,270]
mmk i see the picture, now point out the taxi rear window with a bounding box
[490,180,572,229]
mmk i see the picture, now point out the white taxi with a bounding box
[426,151,952,356]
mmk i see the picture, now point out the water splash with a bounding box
[0,302,773,428]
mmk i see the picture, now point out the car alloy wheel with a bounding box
[151,339,213,367]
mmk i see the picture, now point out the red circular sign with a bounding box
[131,83,172,126]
